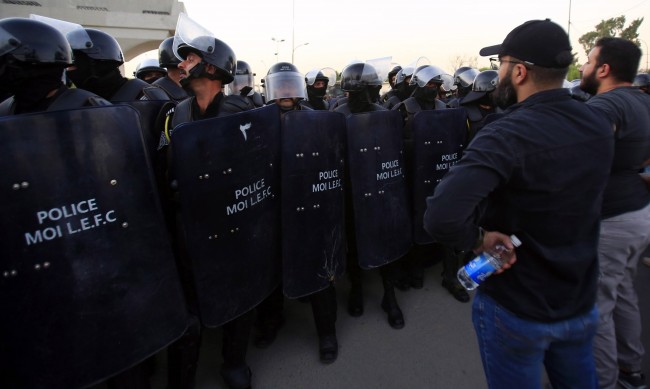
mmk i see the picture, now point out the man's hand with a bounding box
[474,230,518,274]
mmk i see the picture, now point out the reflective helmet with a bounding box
[393,65,414,87]
[264,62,306,101]
[460,70,499,105]
[68,28,124,65]
[410,65,451,87]
[633,73,649,88]
[158,37,180,68]
[0,18,72,66]
[453,67,480,88]
[134,58,167,79]
[305,69,330,87]
[229,60,255,94]
[340,62,382,92]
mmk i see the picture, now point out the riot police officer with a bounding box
[152,37,189,102]
[158,16,255,389]
[447,66,479,108]
[253,62,340,363]
[134,58,167,84]
[303,67,335,110]
[0,17,109,114]
[380,64,402,106]
[335,62,406,329]
[633,73,650,94]
[334,62,385,115]
[460,69,499,140]
[228,60,264,107]
[66,28,152,101]
[394,65,450,130]
[391,65,452,293]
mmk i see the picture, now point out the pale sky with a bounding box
[126,0,650,79]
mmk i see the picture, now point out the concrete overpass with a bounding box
[0,0,185,61]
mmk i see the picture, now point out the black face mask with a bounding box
[0,61,64,108]
[347,90,375,113]
[397,82,417,101]
[413,86,439,103]
[307,85,327,99]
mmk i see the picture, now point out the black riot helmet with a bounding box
[388,65,402,88]
[340,62,382,92]
[305,70,330,87]
[229,60,255,95]
[134,58,167,82]
[460,70,499,105]
[264,62,306,101]
[158,37,180,68]
[454,66,479,98]
[633,73,650,94]
[176,38,236,84]
[68,28,124,66]
[172,12,236,84]
[0,18,72,66]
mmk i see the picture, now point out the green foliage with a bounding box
[566,64,581,81]
[578,16,644,56]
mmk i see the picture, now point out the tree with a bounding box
[448,55,478,72]
[578,16,644,57]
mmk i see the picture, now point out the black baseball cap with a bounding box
[479,19,573,68]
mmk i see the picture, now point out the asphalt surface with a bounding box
[137,257,650,389]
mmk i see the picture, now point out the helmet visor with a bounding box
[366,56,391,83]
[230,73,254,94]
[29,14,92,51]
[173,12,215,61]
[305,67,336,86]
[0,25,20,57]
[265,71,306,101]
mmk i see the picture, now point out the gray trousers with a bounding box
[594,201,650,389]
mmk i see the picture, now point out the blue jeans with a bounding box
[472,291,599,389]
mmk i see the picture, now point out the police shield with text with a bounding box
[171,106,281,326]
[281,109,347,298]
[411,109,467,243]
[336,61,411,330]
[0,105,188,389]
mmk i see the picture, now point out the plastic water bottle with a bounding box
[457,234,522,290]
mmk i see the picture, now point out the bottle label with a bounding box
[465,253,498,285]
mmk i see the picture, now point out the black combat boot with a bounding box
[220,363,252,389]
[380,276,404,329]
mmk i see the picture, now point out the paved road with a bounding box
[138,257,650,389]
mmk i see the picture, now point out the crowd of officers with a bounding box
[2,13,650,389]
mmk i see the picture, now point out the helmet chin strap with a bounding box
[180,61,221,88]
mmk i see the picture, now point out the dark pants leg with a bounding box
[167,315,202,389]
[255,285,285,329]
[220,310,254,389]
[310,284,337,337]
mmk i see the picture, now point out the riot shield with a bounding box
[0,106,188,389]
[411,108,467,244]
[281,110,346,299]
[346,110,412,268]
[171,104,281,327]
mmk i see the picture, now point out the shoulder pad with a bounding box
[141,86,171,101]
[221,94,254,115]
[403,98,421,114]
